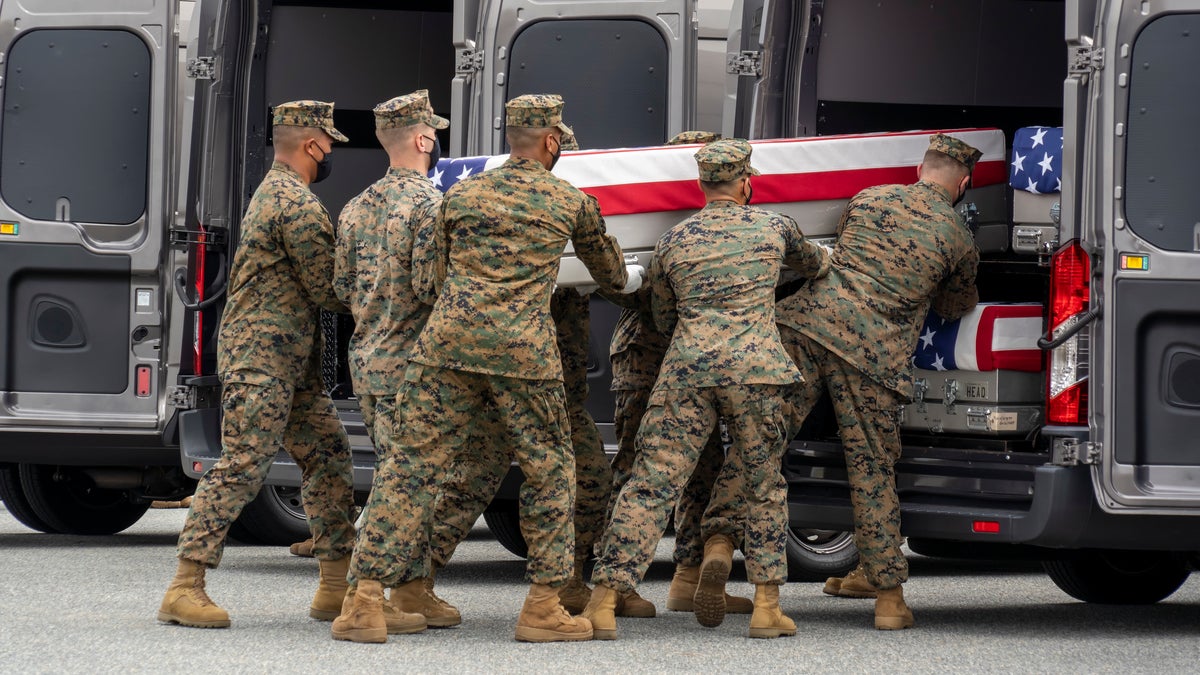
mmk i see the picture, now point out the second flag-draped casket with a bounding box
[430,128,1008,286]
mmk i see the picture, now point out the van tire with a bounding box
[0,463,60,533]
[17,464,147,535]
[228,485,310,546]
[786,527,859,581]
[1043,550,1191,604]
[483,502,529,559]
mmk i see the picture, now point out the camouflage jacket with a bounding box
[217,161,346,385]
[776,180,979,397]
[606,288,670,391]
[649,200,830,391]
[334,167,442,395]
[409,155,628,380]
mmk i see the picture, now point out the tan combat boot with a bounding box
[331,580,389,643]
[874,585,914,630]
[342,585,426,634]
[157,558,231,628]
[667,564,754,613]
[391,578,461,628]
[693,534,735,627]
[557,557,592,615]
[616,589,657,618]
[580,584,620,640]
[747,584,797,639]
[310,556,351,620]
[515,583,594,642]
[823,565,877,598]
[289,538,315,558]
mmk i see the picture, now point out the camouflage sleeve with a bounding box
[648,254,676,336]
[283,195,347,313]
[332,204,356,309]
[409,196,444,306]
[596,284,648,310]
[931,245,980,321]
[571,195,629,294]
[778,214,831,279]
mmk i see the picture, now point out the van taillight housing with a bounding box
[192,227,207,375]
[1046,240,1090,425]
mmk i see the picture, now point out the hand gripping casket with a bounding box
[903,303,1045,437]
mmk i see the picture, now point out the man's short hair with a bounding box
[272,124,324,150]
[506,125,554,151]
[699,177,743,194]
[921,149,971,179]
[376,123,422,150]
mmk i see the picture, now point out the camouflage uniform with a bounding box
[605,130,725,568]
[592,140,831,592]
[333,92,447,444]
[350,94,630,588]
[776,133,981,591]
[176,101,356,567]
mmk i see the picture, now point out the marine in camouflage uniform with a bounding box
[776,133,981,630]
[599,129,753,615]
[159,101,355,629]
[341,94,636,644]
[584,140,830,639]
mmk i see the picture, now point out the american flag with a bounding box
[1009,126,1063,194]
[913,303,1044,372]
[428,128,1010,211]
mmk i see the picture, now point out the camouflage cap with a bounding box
[560,129,579,151]
[928,133,982,172]
[272,100,348,142]
[373,90,449,131]
[505,94,573,137]
[694,138,761,182]
[666,130,721,146]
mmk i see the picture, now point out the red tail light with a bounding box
[192,226,207,375]
[1046,240,1090,425]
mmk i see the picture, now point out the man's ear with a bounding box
[960,174,972,194]
[916,162,924,180]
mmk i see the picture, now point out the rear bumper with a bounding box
[0,428,176,466]
[786,439,1200,551]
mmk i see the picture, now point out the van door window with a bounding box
[0,29,151,225]
[1123,13,1200,252]
[506,19,668,149]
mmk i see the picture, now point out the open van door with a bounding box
[453,0,695,155]
[0,3,177,444]
[1094,2,1200,514]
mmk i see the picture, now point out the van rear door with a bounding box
[0,1,177,443]
[453,0,695,155]
[1096,2,1200,513]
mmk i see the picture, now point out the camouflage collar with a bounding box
[703,199,742,210]
[269,160,304,182]
[504,155,548,172]
[917,179,953,205]
[386,166,429,180]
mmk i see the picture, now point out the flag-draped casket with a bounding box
[430,128,1009,286]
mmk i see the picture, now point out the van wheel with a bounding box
[786,527,859,581]
[17,464,148,535]
[483,501,529,559]
[1043,550,1191,604]
[228,485,311,546]
[0,463,60,533]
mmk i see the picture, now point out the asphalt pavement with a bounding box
[2,505,1200,674]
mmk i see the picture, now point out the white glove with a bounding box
[574,284,599,295]
[622,264,645,294]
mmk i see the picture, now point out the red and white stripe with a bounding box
[954,303,1044,372]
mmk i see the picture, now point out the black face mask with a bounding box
[952,178,971,207]
[312,149,333,184]
[548,137,562,171]
[745,181,754,205]
[424,135,442,172]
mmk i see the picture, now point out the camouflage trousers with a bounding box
[350,364,575,587]
[552,288,612,561]
[610,386,734,567]
[779,326,907,590]
[592,383,790,592]
[357,393,379,445]
[177,374,356,566]
[428,408,506,570]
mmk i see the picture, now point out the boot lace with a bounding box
[189,578,218,607]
